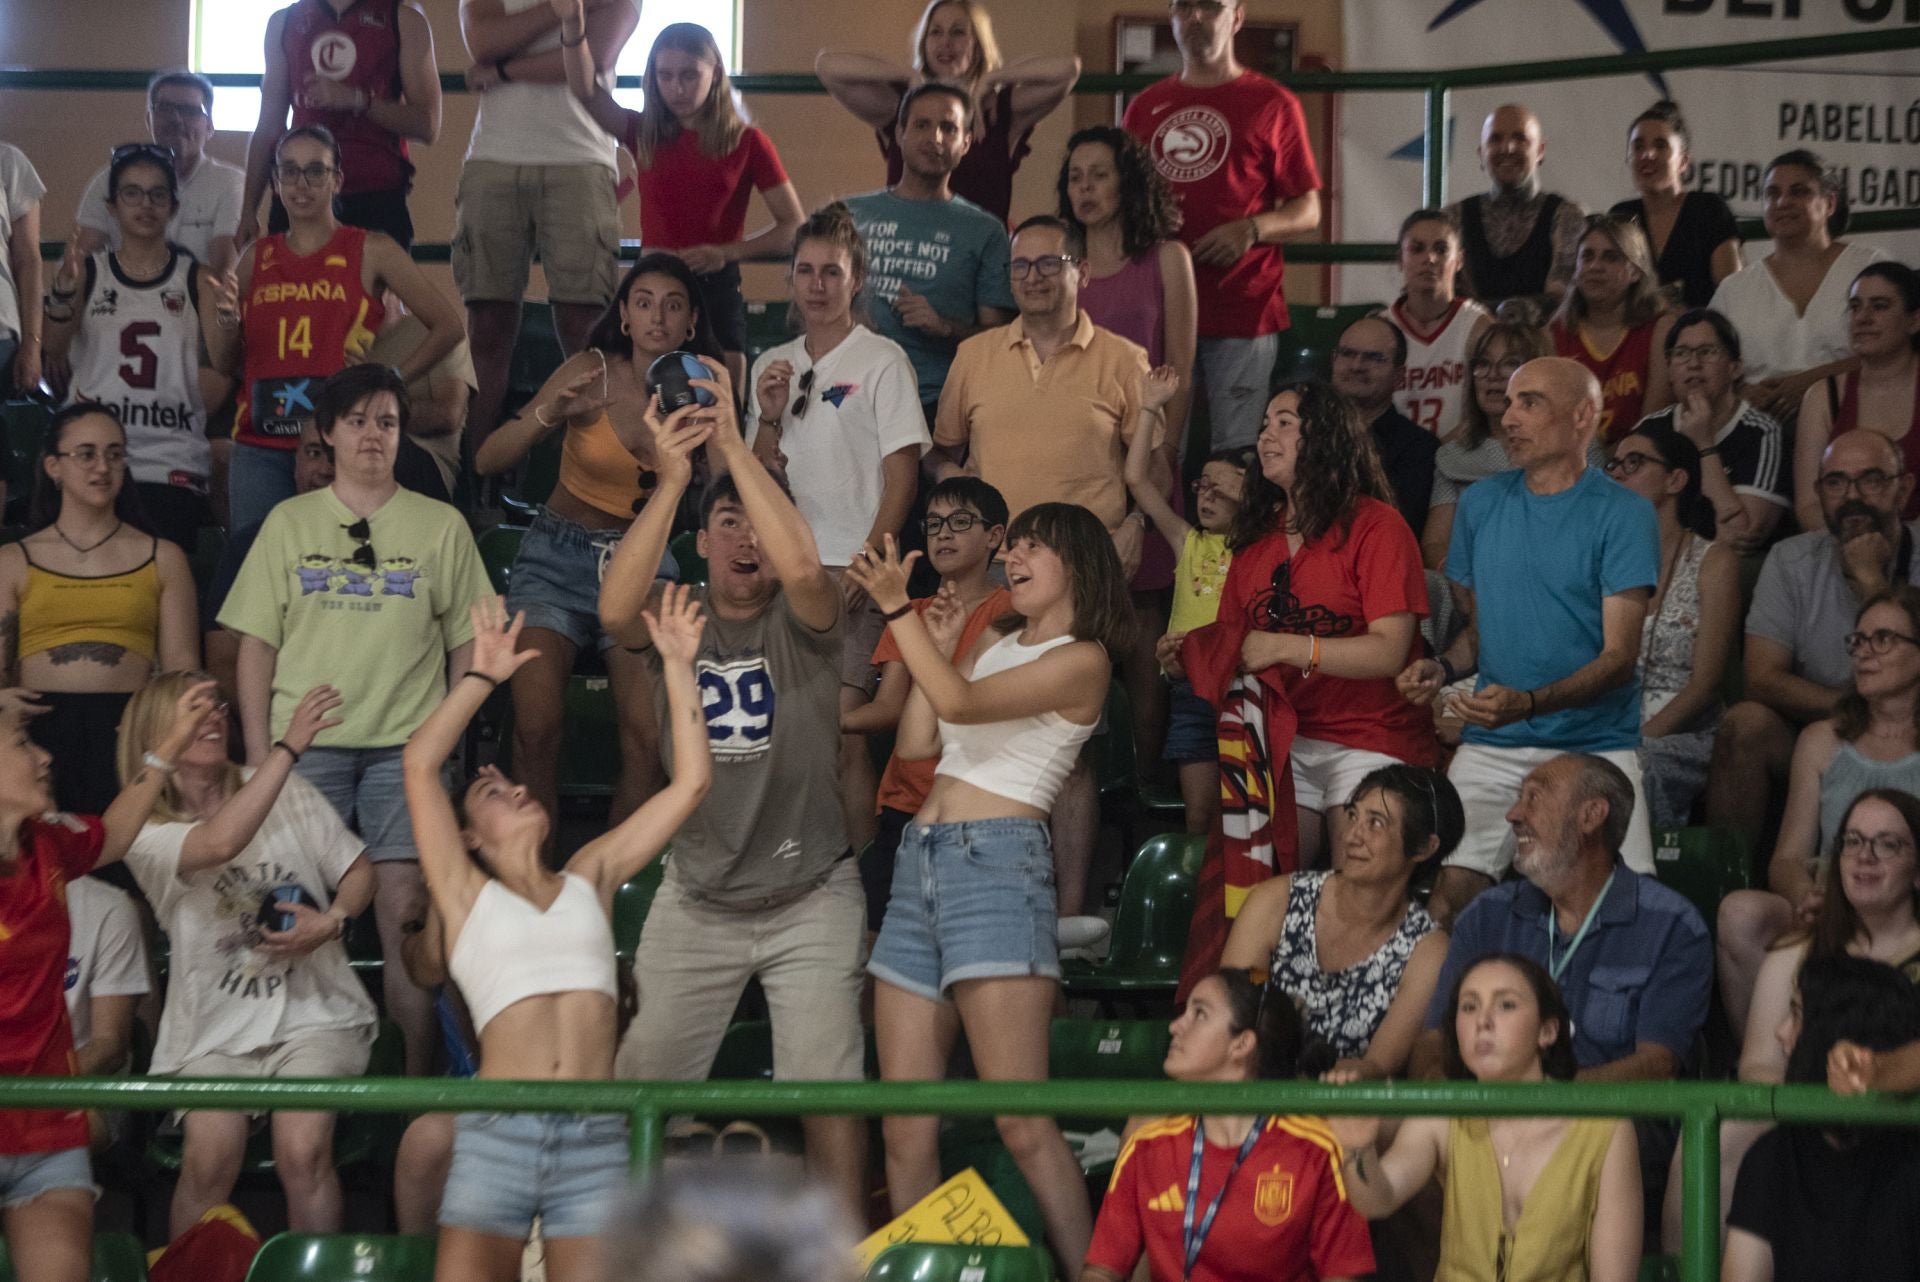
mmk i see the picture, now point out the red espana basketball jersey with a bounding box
[236,225,383,450]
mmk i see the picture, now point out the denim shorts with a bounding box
[295,745,415,862]
[439,1112,628,1239]
[0,1147,94,1210]
[505,509,678,654]
[868,818,1059,1001]
[1163,677,1218,764]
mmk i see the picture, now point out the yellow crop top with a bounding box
[559,412,654,519]
[17,545,162,663]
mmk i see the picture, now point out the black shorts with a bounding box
[133,482,211,556]
[692,263,747,354]
[271,186,415,248]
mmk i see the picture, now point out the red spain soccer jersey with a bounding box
[236,225,384,450]
[0,814,105,1155]
[1087,1114,1375,1282]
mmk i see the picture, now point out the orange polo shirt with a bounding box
[933,312,1157,532]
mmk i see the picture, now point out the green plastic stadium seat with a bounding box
[474,522,527,596]
[1,400,50,525]
[0,1231,149,1282]
[669,529,706,586]
[558,674,618,798]
[1652,826,1752,932]
[1638,1255,1680,1282]
[1063,833,1206,999]
[612,859,665,960]
[242,1233,435,1282]
[866,1243,1055,1282]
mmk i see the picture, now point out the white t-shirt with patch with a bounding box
[126,770,377,1073]
[63,875,151,1055]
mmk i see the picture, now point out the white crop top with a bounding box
[934,632,1096,810]
[447,874,618,1036]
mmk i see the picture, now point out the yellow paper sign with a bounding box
[855,1167,1031,1269]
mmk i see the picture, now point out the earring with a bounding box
[621,320,631,336]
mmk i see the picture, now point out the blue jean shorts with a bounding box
[1163,677,1218,764]
[296,745,417,862]
[505,508,678,654]
[0,1146,94,1210]
[439,1112,629,1239]
[868,818,1059,1001]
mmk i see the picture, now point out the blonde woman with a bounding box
[1551,214,1676,444]
[817,0,1080,222]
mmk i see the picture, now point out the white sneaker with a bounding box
[1057,916,1111,952]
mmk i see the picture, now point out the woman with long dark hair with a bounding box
[1334,954,1643,1282]
[1604,423,1738,829]
[1608,100,1741,309]
[0,404,198,815]
[845,501,1129,1273]
[1081,970,1376,1282]
[1720,588,1920,1040]
[474,252,719,855]
[1386,208,1491,435]
[1709,149,1885,420]
[1792,262,1920,529]
[1167,381,1438,867]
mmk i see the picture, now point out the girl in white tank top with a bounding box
[846,500,1130,1273]
[401,589,712,1282]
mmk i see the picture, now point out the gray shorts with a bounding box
[0,1147,94,1209]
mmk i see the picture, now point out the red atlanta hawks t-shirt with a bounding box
[1123,72,1321,340]
[1086,1114,1375,1282]
[0,814,104,1155]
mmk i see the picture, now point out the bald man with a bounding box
[1446,105,1586,311]
[1398,357,1660,926]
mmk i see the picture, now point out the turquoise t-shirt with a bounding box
[1447,466,1659,752]
[844,188,1014,406]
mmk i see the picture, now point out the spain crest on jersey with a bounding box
[1253,1166,1293,1227]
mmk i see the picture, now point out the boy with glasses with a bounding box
[71,72,244,275]
[1631,307,1789,556]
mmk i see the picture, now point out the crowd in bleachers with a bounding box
[4,0,1920,1279]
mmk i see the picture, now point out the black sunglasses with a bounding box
[343,518,376,570]
[791,368,816,421]
[111,141,175,165]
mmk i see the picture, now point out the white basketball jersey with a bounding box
[1389,298,1491,435]
[66,250,212,492]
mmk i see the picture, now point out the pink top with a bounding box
[1080,250,1168,367]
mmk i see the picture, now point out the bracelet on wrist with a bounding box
[495,58,513,83]
[1437,656,1457,686]
[142,751,176,776]
[1524,690,1538,720]
[882,601,914,622]
[465,671,501,690]
[272,739,301,765]
[533,402,560,429]
[1697,445,1720,459]
[561,24,588,47]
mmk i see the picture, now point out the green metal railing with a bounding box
[4,1073,1920,1280]
[15,24,1920,265]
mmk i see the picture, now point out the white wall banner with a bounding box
[1334,1,1920,304]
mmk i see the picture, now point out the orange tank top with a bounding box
[1554,319,1657,444]
[558,412,654,518]
[236,225,384,450]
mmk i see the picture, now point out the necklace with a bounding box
[53,520,121,556]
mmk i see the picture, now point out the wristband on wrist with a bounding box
[1437,656,1457,686]
[495,58,513,83]
[142,751,176,776]
[882,602,914,622]
[1697,445,1720,459]
[1524,690,1537,720]
[561,25,588,47]
[272,739,301,764]
[1304,635,1322,676]
[465,671,501,690]
[756,416,781,433]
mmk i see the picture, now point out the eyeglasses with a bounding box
[791,368,816,421]
[1009,255,1077,280]
[1669,343,1727,364]
[1332,344,1394,368]
[52,446,128,468]
[276,163,338,188]
[1843,627,1920,657]
[115,185,173,208]
[110,142,174,166]
[1192,475,1242,500]
[343,518,376,570]
[1171,0,1228,13]
[1470,356,1525,379]
[1817,469,1899,498]
[1604,451,1670,478]
[149,101,209,122]
[925,511,983,535]
[1840,830,1916,861]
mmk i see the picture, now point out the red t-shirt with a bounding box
[871,587,1013,816]
[628,125,789,253]
[236,225,385,450]
[0,814,105,1155]
[1553,319,1658,445]
[283,0,412,194]
[1123,73,1321,340]
[1224,498,1438,766]
[1086,1114,1375,1282]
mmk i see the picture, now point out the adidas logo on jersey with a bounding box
[1147,1184,1186,1213]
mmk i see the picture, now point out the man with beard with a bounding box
[1708,430,1916,843]
[846,84,1015,423]
[1398,357,1659,928]
[1416,753,1709,1080]
[1445,105,1586,315]
[1329,314,1436,535]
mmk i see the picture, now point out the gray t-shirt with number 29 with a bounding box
[647,586,848,909]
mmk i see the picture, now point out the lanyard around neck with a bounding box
[1546,870,1615,983]
[1182,1116,1263,1281]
